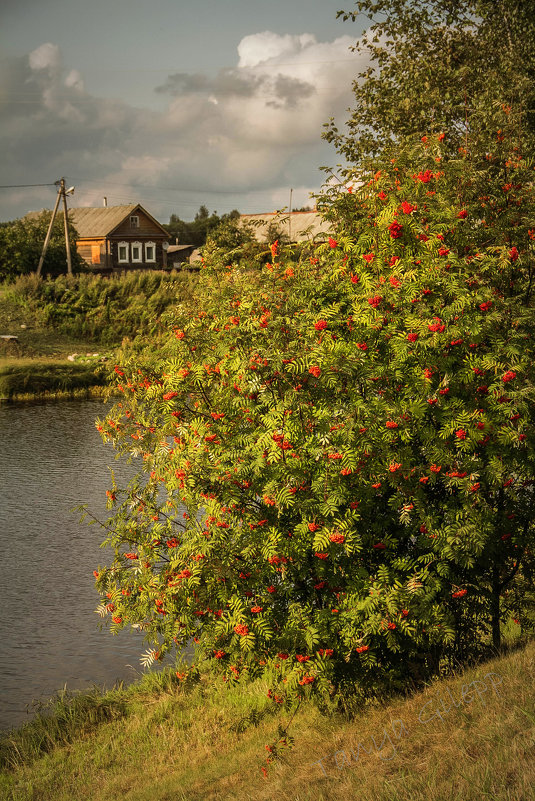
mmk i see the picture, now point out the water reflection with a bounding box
[0,400,163,731]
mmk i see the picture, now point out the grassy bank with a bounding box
[0,270,198,400]
[0,271,198,351]
[1,638,533,801]
[0,358,109,401]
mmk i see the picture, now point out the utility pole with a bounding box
[289,187,293,242]
[36,182,62,277]
[60,178,72,275]
[36,178,75,276]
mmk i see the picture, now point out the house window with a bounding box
[145,242,156,262]
[131,242,142,262]
[130,215,139,228]
[91,245,101,265]
[118,242,129,263]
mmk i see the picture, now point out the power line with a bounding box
[75,56,364,71]
[3,85,353,104]
[0,183,56,189]
[70,177,282,195]
[65,191,291,212]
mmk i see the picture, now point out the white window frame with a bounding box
[118,242,129,263]
[131,241,143,263]
[130,215,139,228]
[145,241,156,263]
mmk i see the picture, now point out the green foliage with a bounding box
[326,0,535,169]
[164,207,241,247]
[203,216,269,269]
[4,271,198,347]
[92,130,535,706]
[0,212,83,281]
[89,0,535,708]
[205,216,254,252]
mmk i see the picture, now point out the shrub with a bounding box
[93,136,535,708]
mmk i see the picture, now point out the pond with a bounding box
[0,399,163,731]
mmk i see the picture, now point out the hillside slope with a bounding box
[1,638,533,801]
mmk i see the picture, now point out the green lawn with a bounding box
[0,288,111,400]
[0,291,99,359]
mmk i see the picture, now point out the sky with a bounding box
[0,0,369,223]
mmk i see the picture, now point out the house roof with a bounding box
[67,204,168,238]
[68,205,138,237]
[167,244,195,254]
[23,203,169,239]
[240,211,331,243]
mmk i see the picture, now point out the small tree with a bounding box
[0,212,82,281]
[203,216,269,271]
[326,0,535,169]
[164,207,241,248]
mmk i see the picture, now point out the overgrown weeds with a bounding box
[2,270,198,348]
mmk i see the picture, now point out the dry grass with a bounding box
[1,640,533,801]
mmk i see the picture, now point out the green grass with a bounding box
[0,358,108,401]
[1,638,533,801]
[0,294,102,361]
[0,270,198,353]
[0,278,113,400]
[0,270,199,400]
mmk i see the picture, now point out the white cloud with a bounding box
[28,43,61,73]
[1,32,368,222]
[237,31,318,68]
[152,30,362,184]
[64,69,84,92]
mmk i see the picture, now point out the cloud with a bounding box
[149,30,361,188]
[156,70,261,98]
[237,31,318,68]
[28,42,61,73]
[155,63,315,110]
[0,32,367,222]
[64,69,84,92]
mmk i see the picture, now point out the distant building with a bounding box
[68,204,170,271]
[240,210,331,243]
[167,244,199,269]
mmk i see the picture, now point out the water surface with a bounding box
[0,400,160,731]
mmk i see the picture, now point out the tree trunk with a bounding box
[491,564,501,651]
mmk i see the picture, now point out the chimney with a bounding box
[103,197,107,207]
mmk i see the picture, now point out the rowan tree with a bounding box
[93,134,534,707]
[325,0,535,168]
[91,0,535,709]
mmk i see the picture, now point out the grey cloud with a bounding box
[0,54,35,116]
[155,67,315,108]
[266,74,315,108]
[155,69,261,97]
[0,50,140,190]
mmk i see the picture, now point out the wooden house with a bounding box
[69,204,170,271]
